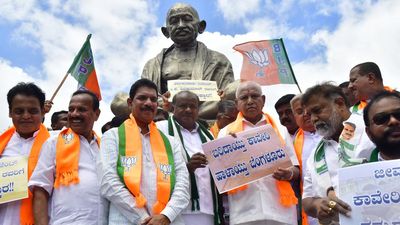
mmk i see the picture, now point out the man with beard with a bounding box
[141,3,234,119]
[364,91,400,161]
[98,79,190,225]
[275,94,299,139]
[218,81,299,225]
[301,83,355,224]
[290,94,321,225]
[157,91,222,225]
[348,62,389,115]
[29,90,107,225]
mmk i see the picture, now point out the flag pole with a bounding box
[50,72,69,102]
[280,38,302,93]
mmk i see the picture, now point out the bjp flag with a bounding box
[67,34,102,100]
[233,39,297,86]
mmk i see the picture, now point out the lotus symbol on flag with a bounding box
[244,49,270,77]
[245,49,269,68]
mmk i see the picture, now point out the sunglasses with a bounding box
[372,110,400,125]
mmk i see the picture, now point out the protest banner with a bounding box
[202,124,293,193]
[0,156,28,204]
[338,159,400,224]
[167,80,220,101]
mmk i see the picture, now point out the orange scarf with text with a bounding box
[0,124,50,225]
[226,112,298,207]
[293,129,309,225]
[117,115,175,214]
[54,128,100,188]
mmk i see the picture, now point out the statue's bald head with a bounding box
[166,3,199,24]
[162,3,206,46]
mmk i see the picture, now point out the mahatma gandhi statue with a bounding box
[141,3,234,119]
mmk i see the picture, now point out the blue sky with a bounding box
[0,0,399,132]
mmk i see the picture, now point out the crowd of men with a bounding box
[1,1,399,225]
[1,61,399,225]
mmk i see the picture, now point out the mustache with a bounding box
[385,126,400,135]
[140,105,154,111]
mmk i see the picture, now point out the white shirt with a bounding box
[98,127,190,225]
[300,131,322,180]
[303,139,340,199]
[298,131,322,225]
[157,120,214,216]
[218,115,298,225]
[0,131,40,225]
[28,132,107,225]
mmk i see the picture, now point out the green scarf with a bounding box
[167,116,221,225]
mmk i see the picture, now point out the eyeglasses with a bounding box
[372,110,400,125]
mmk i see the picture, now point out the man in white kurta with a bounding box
[290,94,322,225]
[28,131,107,224]
[301,83,363,223]
[157,91,219,225]
[98,78,190,225]
[100,126,189,224]
[218,81,299,225]
[29,90,106,225]
[0,82,49,225]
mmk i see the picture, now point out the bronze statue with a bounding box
[141,3,234,119]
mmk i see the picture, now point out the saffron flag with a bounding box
[67,34,102,100]
[233,39,297,85]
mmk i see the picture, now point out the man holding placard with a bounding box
[0,82,50,225]
[217,81,299,225]
[157,91,222,225]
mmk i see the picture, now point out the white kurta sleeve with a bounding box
[97,129,150,223]
[160,136,190,222]
[28,137,57,194]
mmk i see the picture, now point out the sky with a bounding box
[1,0,399,133]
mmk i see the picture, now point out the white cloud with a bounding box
[295,0,400,90]
[0,59,35,130]
[1,0,399,134]
[0,0,157,133]
[216,0,261,22]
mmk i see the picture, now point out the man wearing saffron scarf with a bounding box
[348,62,389,115]
[156,91,222,225]
[0,82,50,225]
[29,90,106,225]
[290,94,321,225]
[98,79,189,225]
[218,81,299,225]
